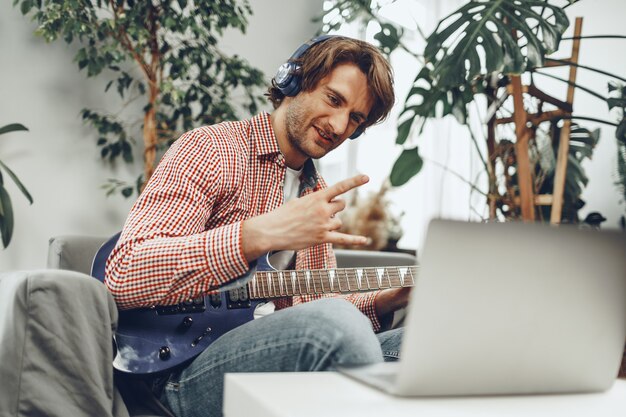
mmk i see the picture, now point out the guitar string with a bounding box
[247,266,418,299]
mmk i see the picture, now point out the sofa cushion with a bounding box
[0,269,130,417]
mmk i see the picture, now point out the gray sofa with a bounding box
[47,235,416,274]
[0,235,415,417]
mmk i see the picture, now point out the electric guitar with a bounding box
[91,233,417,375]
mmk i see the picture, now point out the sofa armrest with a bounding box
[334,249,416,268]
[0,270,128,417]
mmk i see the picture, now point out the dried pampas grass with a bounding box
[336,181,402,251]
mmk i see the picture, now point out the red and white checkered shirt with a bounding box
[105,112,382,331]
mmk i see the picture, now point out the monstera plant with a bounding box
[321,0,625,221]
[389,0,573,184]
[0,123,33,248]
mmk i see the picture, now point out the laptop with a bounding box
[339,219,626,396]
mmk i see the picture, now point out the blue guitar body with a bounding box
[92,233,268,375]
[92,234,415,375]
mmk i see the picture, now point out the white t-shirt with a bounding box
[253,164,303,319]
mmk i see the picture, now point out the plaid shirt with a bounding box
[105,113,382,331]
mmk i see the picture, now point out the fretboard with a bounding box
[248,266,418,299]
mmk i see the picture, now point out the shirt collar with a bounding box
[251,112,281,156]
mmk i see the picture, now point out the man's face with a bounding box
[282,63,374,165]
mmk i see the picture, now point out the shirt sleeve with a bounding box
[104,129,249,310]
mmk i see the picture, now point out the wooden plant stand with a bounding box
[487,17,584,223]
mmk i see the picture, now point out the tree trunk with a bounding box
[142,84,158,190]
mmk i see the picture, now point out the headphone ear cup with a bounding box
[281,75,302,97]
[275,62,302,97]
[275,35,335,98]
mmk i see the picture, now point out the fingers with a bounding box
[322,174,369,200]
[328,217,342,231]
[325,231,370,247]
[328,198,346,216]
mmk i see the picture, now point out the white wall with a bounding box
[0,0,323,271]
[561,0,626,228]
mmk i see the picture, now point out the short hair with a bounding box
[266,36,395,131]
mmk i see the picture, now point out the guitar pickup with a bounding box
[156,297,206,315]
[209,292,222,308]
[227,286,250,309]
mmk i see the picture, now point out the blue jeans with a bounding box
[160,298,403,417]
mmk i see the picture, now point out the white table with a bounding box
[223,372,626,417]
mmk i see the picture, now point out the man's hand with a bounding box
[374,286,412,317]
[242,174,370,261]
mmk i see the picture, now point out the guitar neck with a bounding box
[247,265,418,299]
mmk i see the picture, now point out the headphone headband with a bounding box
[274,35,334,98]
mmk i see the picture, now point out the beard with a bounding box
[284,96,339,161]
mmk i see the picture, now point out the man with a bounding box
[105,35,409,417]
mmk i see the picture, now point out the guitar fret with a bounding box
[336,269,342,292]
[346,269,355,292]
[375,268,383,289]
[255,273,263,298]
[311,271,317,295]
[350,269,359,291]
[364,268,373,290]
[316,270,325,294]
[278,271,285,297]
[406,267,415,286]
[328,269,336,292]
[249,277,256,298]
[363,268,371,289]
[302,271,309,294]
[262,272,269,297]
[295,271,302,296]
[383,268,397,288]
[273,272,278,297]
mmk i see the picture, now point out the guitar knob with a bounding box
[182,316,193,327]
[159,346,171,360]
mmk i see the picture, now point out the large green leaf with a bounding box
[0,160,33,204]
[617,118,626,144]
[374,23,403,55]
[608,82,626,143]
[396,67,473,145]
[393,0,571,156]
[569,125,600,162]
[424,0,571,88]
[0,184,14,248]
[390,147,423,186]
[0,123,28,136]
[564,155,586,203]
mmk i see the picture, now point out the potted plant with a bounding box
[16,0,265,196]
[0,123,33,248]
